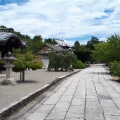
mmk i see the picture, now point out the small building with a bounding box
[0,28,27,58]
[53,39,70,49]
[38,39,72,68]
[38,43,65,68]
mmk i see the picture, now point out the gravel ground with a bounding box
[0,69,79,110]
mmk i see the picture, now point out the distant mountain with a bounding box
[0,0,28,5]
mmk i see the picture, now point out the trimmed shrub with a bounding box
[13,52,43,72]
[48,52,77,71]
[73,60,86,69]
[28,59,44,70]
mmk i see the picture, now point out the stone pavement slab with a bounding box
[8,64,120,120]
[0,69,79,111]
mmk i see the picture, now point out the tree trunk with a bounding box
[20,71,25,82]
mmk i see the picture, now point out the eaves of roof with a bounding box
[46,43,65,52]
[0,32,27,48]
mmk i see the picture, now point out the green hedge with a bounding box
[73,60,86,69]
[48,52,77,71]
[74,50,93,63]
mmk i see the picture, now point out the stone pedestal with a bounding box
[1,52,17,85]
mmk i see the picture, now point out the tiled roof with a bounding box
[0,30,27,48]
[46,43,65,52]
[0,32,15,42]
[54,39,67,46]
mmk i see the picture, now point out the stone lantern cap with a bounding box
[2,51,17,61]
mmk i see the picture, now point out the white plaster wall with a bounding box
[42,59,49,68]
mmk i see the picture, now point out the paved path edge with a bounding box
[0,70,81,120]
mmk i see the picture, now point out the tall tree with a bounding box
[93,42,109,62]
[27,35,45,55]
[107,34,120,61]
[33,35,42,41]
[74,41,81,50]
[13,52,43,81]
[94,34,120,63]
[87,36,99,50]
[0,25,7,28]
[44,38,53,44]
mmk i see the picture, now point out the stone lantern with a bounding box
[1,51,17,85]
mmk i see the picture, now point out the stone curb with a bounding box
[0,70,81,120]
[0,72,18,78]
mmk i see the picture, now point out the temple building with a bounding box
[38,39,72,68]
[0,28,27,58]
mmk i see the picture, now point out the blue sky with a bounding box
[0,0,120,45]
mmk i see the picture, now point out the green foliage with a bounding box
[86,36,100,50]
[44,38,53,44]
[27,35,45,55]
[0,60,5,72]
[107,34,120,61]
[73,36,100,63]
[13,52,43,72]
[79,44,89,50]
[74,41,81,50]
[14,31,31,41]
[0,25,7,28]
[48,52,64,71]
[63,53,77,71]
[27,59,43,70]
[48,52,77,71]
[13,59,26,72]
[94,34,120,63]
[0,60,5,65]
[73,41,89,51]
[74,50,92,63]
[93,42,109,62]
[108,61,120,77]
[73,60,86,69]
[0,25,45,55]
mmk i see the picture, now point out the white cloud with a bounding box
[0,0,120,45]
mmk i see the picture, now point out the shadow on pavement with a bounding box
[17,80,38,84]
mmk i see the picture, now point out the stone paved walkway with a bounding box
[17,64,120,120]
[0,69,78,110]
